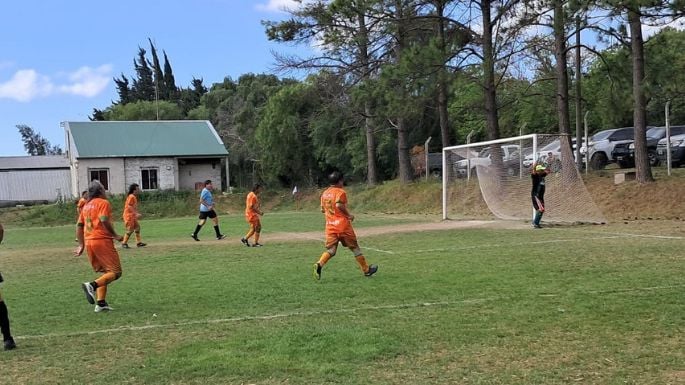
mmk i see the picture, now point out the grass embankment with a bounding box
[0,168,684,227]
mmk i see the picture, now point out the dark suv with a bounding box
[612,126,685,168]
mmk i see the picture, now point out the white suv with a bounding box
[580,127,634,170]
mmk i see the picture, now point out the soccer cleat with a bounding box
[3,338,16,351]
[216,234,226,240]
[136,242,147,247]
[94,303,113,313]
[364,264,378,277]
[82,282,96,305]
[121,243,130,249]
[240,238,250,247]
[191,234,200,241]
[252,243,263,247]
[313,263,322,281]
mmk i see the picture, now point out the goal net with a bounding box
[441,134,606,224]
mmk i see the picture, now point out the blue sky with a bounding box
[0,0,304,156]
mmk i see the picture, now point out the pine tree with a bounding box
[113,74,131,104]
[131,47,155,101]
[162,50,179,101]
[148,38,167,103]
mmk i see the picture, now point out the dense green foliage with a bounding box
[89,4,685,187]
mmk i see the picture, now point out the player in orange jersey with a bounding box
[313,171,377,280]
[76,190,87,214]
[241,183,264,247]
[74,181,124,312]
[75,191,87,242]
[121,183,146,249]
[0,222,16,350]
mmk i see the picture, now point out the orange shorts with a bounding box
[124,218,139,232]
[85,239,122,274]
[245,214,260,224]
[325,228,359,250]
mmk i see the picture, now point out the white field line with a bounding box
[17,297,496,341]
[364,246,396,254]
[17,283,684,341]
[411,235,624,254]
[568,229,685,239]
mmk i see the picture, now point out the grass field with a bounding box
[0,211,683,384]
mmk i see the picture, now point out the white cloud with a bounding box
[0,64,111,102]
[58,65,112,97]
[0,69,54,102]
[255,0,298,13]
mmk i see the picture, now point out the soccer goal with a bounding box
[441,133,606,224]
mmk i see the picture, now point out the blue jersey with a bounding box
[200,188,213,212]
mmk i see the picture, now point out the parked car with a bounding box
[580,127,635,170]
[454,144,520,171]
[611,125,685,168]
[656,133,685,167]
[523,138,577,170]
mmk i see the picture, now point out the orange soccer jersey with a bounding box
[123,194,137,221]
[78,198,114,240]
[77,197,87,213]
[320,186,353,234]
[245,191,260,223]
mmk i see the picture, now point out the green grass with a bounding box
[0,212,683,384]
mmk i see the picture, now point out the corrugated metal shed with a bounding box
[66,121,228,158]
[0,156,71,202]
[0,155,69,170]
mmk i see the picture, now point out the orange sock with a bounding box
[355,255,369,273]
[122,233,131,244]
[94,272,117,301]
[317,251,332,267]
[95,285,108,302]
[244,229,255,240]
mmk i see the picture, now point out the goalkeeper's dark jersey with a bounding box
[531,172,546,197]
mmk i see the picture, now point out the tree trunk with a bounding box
[394,0,412,184]
[364,101,378,186]
[628,8,654,183]
[554,0,571,137]
[397,116,413,182]
[435,0,451,148]
[481,0,501,142]
[357,8,378,186]
[574,15,583,170]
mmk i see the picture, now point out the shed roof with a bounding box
[65,121,228,158]
[0,155,69,170]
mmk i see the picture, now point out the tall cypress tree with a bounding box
[162,50,179,101]
[113,74,131,104]
[132,47,155,101]
[148,38,167,102]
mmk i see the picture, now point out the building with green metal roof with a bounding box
[63,121,229,197]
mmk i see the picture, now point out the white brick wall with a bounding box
[124,157,177,191]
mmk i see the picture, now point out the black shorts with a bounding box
[199,210,217,220]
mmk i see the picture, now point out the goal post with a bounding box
[442,133,606,224]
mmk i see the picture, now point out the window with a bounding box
[141,168,158,190]
[89,169,109,190]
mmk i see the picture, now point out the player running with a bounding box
[241,183,264,247]
[121,183,146,249]
[313,171,377,280]
[75,181,124,312]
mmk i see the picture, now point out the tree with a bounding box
[131,47,156,102]
[263,0,386,185]
[593,1,684,183]
[98,100,184,121]
[16,125,63,155]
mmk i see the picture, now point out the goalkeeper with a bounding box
[531,154,551,228]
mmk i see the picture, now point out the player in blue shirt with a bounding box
[191,180,227,241]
